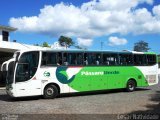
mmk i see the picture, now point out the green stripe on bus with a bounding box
[56,66,148,92]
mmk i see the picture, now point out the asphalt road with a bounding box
[0,81,160,120]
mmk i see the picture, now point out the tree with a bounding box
[74,45,88,50]
[42,42,50,47]
[58,36,74,49]
[133,40,150,52]
[33,43,40,46]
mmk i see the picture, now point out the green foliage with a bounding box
[158,55,160,62]
[75,45,87,50]
[158,55,160,68]
[33,42,50,48]
[133,40,150,52]
[74,45,83,49]
[42,42,50,47]
[33,43,40,46]
[58,36,74,48]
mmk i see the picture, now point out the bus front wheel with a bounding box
[126,80,136,92]
[43,85,58,99]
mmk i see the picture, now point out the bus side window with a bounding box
[47,53,57,65]
[110,54,118,65]
[41,52,47,66]
[119,54,133,66]
[41,52,62,66]
[68,53,76,65]
[63,57,68,66]
[77,53,83,65]
[103,54,110,65]
[88,53,95,65]
[95,53,101,65]
[134,55,139,65]
[84,53,88,65]
[147,55,156,65]
[57,53,62,65]
[86,53,97,65]
[134,54,146,66]
[103,53,118,66]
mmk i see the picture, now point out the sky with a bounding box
[0,0,160,54]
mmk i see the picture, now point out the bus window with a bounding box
[16,51,39,82]
[68,53,77,65]
[134,54,147,66]
[147,55,156,65]
[89,53,96,65]
[41,52,57,66]
[77,53,83,65]
[103,54,110,65]
[119,54,133,66]
[63,53,68,66]
[95,53,102,65]
[84,53,98,66]
[110,54,118,65]
[57,52,62,65]
[103,53,118,66]
[84,53,88,65]
[62,52,83,66]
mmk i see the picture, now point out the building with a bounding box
[0,25,49,68]
[0,25,45,86]
[0,25,17,67]
[0,25,68,86]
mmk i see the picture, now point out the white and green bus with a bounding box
[6,49,158,98]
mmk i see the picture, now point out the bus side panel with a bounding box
[38,65,155,94]
[136,65,158,86]
[68,66,148,92]
[37,67,71,94]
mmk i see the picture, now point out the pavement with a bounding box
[0,82,160,120]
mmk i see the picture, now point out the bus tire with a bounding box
[43,85,58,99]
[126,80,136,92]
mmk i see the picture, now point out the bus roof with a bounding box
[17,49,157,55]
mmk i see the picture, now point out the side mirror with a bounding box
[15,55,19,63]
[15,52,20,63]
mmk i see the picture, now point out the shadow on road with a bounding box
[127,91,160,119]
[58,88,150,98]
[0,88,151,102]
[0,91,42,102]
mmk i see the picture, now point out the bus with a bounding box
[6,49,158,98]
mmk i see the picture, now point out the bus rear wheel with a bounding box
[126,80,136,92]
[43,85,58,99]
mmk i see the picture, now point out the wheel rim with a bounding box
[46,88,54,96]
[129,82,134,91]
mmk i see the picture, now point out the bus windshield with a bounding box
[15,51,39,82]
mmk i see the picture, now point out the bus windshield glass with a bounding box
[15,51,39,82]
